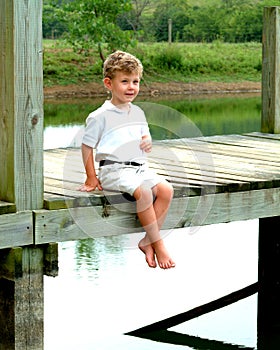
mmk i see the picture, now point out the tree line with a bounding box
[43,0,280,60]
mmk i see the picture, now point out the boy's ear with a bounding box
[103,77,112,90]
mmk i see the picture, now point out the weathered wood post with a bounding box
[258,6,280,346]
[262,6,280,133]
[0,1,54,349]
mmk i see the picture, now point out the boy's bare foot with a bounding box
[152,239,176,269]
[138,238,157,268]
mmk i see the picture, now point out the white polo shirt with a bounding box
[82,100,151,162]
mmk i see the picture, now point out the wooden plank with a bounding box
[0,201,16,215]
[0,212,33,249]
[262,6,280,133]
[163,138,280,166]
[34,206,142,244]
[198,134,280,153]
[152,141,280,176]
[150,144,279,190]
[150,157,276,190]
[245,132,280,140]
[47,145,273,188]
[43,194,76,210]
[35,187,280,244]
[175,187,280,227]
[0,0,44,210]
[151,155,280,186]
[164,134,280,155]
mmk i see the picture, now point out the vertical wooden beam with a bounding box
[0,244,58,350]
[258,216,280,336]
[262,6,280,134]
[0,1,47,349]
[43,243,59,277]
[168,19,172,45]
[0,0,44,211]
[0,247,44,349]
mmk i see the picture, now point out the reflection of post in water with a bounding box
[126,283,258,349]
[258,217,280,350]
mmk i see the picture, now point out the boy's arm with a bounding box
[79,143,103,192]
[140,135,152,153]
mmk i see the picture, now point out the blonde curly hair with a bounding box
[103,51,143,79]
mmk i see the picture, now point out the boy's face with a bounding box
[104,71,140,106]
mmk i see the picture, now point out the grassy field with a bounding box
[43,40,262,87]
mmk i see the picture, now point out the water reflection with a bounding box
[74,237,127,282]
[258,333,280,350]
[133,330,256,349]
[44,94,261,149]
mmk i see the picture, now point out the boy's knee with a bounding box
[167,182,174,197]
[134,185,153,203]
[158,181,173,200]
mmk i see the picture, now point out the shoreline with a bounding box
[44,81,261,99]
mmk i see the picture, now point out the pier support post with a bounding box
[0,0,44,209]
[0,247,44,350]
[262,6,280,133]
[0,244,58,350]
[0,1,47,348]
[258,216,280,345]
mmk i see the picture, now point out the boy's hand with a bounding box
[79,176,103,192]
[140,137,152,153]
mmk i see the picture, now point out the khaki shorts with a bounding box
[98,163,163,196]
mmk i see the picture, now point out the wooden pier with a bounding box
[0,2,280,349]
[2,131,280,246]
[38,132,280,240]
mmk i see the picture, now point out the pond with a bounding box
[44,93,260,350]
[43,93,261,149]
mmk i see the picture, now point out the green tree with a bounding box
[218,0,263,42]
[151,0,190,42]
[183,3,220,42]
[54,0,136,61]
[118,0,151,33]
[43,0,67,38]
[183,0,271,43]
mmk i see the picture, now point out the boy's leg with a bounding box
[134,181,175,269]
[152,181,174,229]
[134,185,159,268]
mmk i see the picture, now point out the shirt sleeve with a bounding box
[82,114,103,148]
[141,122,151,138]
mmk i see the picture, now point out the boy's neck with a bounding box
[110,99,130,111]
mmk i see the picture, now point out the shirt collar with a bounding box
[104,100,131,113]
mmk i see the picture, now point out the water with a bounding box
[43,94,260,349]
[43,94,261,149]
[44,222,258,350]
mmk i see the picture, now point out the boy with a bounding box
[79,51,175,269]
